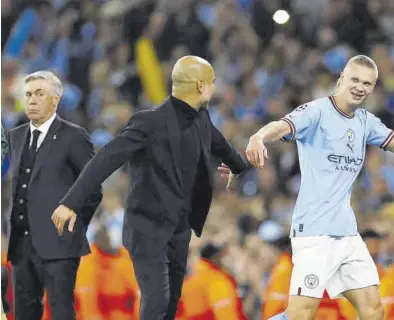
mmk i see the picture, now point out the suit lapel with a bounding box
[13,125,30,176]
[195,117,212,176]
[12,125,30,195]
[164,100,183,186]
[29,115,63,186]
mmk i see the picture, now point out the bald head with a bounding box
[171,56,215,109]
[171,56,213,84]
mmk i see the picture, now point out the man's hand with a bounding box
[217,163,235,191]
[51,205,77,235]
[245,135,269,169]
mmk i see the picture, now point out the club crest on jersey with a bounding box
[304,274,319,289]
[346,129,355,152]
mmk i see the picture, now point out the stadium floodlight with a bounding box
[273,9,290,24]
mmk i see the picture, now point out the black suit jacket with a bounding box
[7,115,102,260]
[60,98,249,241]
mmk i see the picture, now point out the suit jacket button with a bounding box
[19,215,24,220]
[22,184,27,188]
[24,231,29,235]
[19,199,24,204]
[26,168,31,173]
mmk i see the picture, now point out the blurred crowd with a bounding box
[1,0,394,319]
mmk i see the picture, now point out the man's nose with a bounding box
[29,96,37,104]
[355,83,364,92]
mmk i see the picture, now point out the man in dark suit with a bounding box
[7,71,102,320]
[52,56,250,320]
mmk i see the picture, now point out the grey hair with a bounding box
[24,71,63,96]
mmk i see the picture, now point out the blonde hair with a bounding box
[347,55,378,75]
[24,71,63,96]
[335,55,378,89]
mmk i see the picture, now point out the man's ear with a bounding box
[197,80,204,94]
[53,95,61,106]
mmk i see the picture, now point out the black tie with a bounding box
[30,129,41,159]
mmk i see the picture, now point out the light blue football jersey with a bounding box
[281,96,394,237]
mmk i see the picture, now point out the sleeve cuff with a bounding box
[280,118,296,142]
[380,131,394,151]
[59,197,80,214]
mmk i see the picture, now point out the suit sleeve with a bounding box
[1,125,8,164]
[60,111,151,213]
[68,127,103,221]
[209,115,250,175]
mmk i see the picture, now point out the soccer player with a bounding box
[246,55,393,320]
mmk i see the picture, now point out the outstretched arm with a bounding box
[246,120,291,168]
[52,111,151,234]
[68,127,103,223]
[253,120,292,143]
[209,112,249,174]
[247,103,321,168]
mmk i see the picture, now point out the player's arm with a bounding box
[366,112,393,152]
[209,112,249,175]
[254,120,292,143]
[246,120,291,169]
[246,103,320,168]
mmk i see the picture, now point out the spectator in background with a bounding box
[380,263,394,320]
[73,226,139,319]
[178,243,247,320]
[360,228,387,278]
[260,235,292,320]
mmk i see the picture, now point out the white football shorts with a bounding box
[289,234,380,299]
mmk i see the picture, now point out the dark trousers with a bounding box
[9,231,80,320]
[129,214,192,320]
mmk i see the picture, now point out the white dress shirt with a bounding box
[29,113,57,150]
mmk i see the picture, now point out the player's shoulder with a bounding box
[308,97,332,110]
[295,97,327,112]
